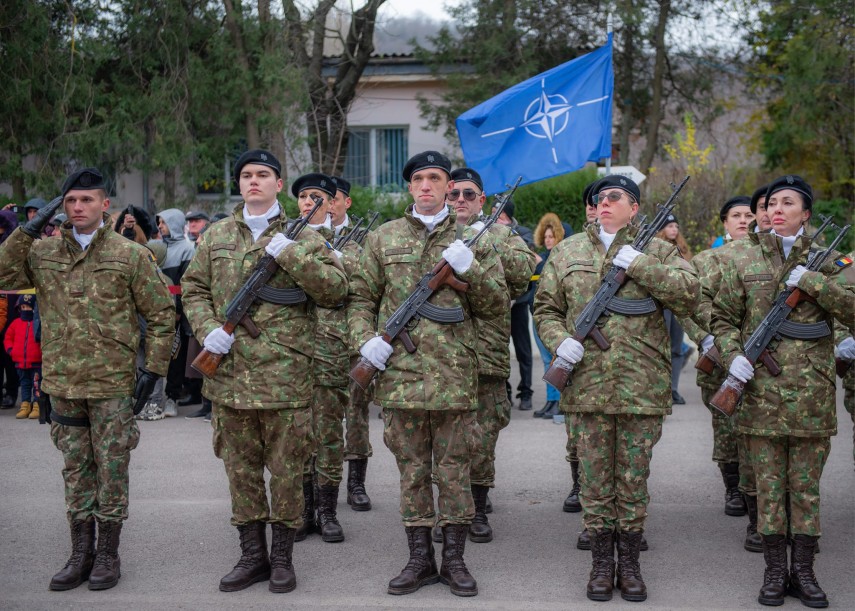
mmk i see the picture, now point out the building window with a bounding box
[344,127,408,189]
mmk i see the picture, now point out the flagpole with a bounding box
[605,12,613,174]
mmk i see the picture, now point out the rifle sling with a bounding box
[605,296,658,316]
[256,285,308,305]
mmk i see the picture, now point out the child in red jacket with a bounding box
[4,294,42,419]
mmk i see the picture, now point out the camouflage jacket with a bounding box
[313,225,361,387]
[181,204,348,409]
[470,218,536,379]
[834,251,855,393]
[0,216,175,399]
[711,232,855,437]
[533,222,700,415]
[348,205,507,410]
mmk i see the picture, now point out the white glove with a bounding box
[613,245,643,270]
[701,335,715,354]
[471,220,486,232]
[204,328,235,355]
[556,337,585,364]
[265,233,296,257]
[360,336,393,371]
[836,336,855,360]
[332,249,343,259]
[442,239,474,274]
[785,265,807,289]
[729,355,754,383]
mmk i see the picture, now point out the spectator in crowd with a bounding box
[531,212,564,420]
[655,214,694,404]
[0,209,20,408]
[185,210,210,243]
[495,199,536,410]
[5,294,42,419]
[112,205,154,245]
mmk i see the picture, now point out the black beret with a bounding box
[765,175,813,210]
[234,149,281,179]
[596,174,641,203]
[749,184,768,214]
[720,195,751,221]
[582,178,606,207]
[24,198,47,211]
[493,197,514,220]
[290,172,336,198]
[664,213,679,226]
[450,167,483,192]
[61,168,106,197]
[331,176,351,196]
[185,210,210,221]
[402,151,451,182]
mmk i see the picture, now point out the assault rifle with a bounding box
[353,211,380,245]
[332,215,365,251]
[709,217,850,417]
[349,177,522,390]
[542,176,691,391]
[191,195,324,378]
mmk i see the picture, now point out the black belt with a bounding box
[51,412,91,427]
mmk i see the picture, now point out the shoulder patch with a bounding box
[324,240,333,250]
[834,256,852,268]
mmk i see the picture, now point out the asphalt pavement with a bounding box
[1,350,853,610]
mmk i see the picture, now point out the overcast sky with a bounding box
[379,0,461,21]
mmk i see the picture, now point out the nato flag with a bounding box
[456,34,614,195]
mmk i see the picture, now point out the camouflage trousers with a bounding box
[845,377,853,463]
[470,375,511,487]
[701,387,756,494]
[212,405,313,528]
[343,378,374,461]
[50,397,139,523]
[564,416,578,462]
[383,408,476,527]
[746,434,830,536]
[302,384,347,486]
[569,412,663,533]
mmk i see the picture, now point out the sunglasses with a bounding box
[596,191,633,204]
[448,188,482,202]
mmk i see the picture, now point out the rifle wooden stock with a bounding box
[543,355,574,390]
[190,320,238,379]
[838,357,854,378]
[709,374,745,417]
[350,355,380,391]
[427,260,469,293]
[759,349,782,376]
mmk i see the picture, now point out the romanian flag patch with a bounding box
[834,256,853,268]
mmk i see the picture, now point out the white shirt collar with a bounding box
[243,202,280,242]
[771,226,805,259]
[412,205,449,232]
[73,221,105,250]
[598,226,617,251]
[309,214,332,231]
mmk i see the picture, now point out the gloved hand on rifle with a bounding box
[556,337,585,364]
[613,245,643,270]
[204,328,235,355]
[442,240,474,274]
[133,368,160,415]
[729,355,754,383]
[701,335,715,354]
[836,336,855,361]
[265,233,296,257]
[785,265,807,289]
[360,336,393,370]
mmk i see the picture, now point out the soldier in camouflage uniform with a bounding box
[0,168,175,591]
[681,196,761,551]
[290,173,353,543]
[834,252,854,465]
[534,175,699,603]
[447,167,535,543]
[348,151,506,597]
[181,150,348,594]
[711,175,854,607]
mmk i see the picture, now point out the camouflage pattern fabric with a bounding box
[347,205,507,411]
[303,384,347,486]
[711,230,854,438]
[737,433,757,496]
[50,397,139,522]
[382,408,476,527]
[212,405,314,527]
[701,387,738,463]
[533,222,700,416]
[469,375,511,487]
[0,216,176,397]
[569,412,663,532]
[181,203,348,410]
[343,373,374,461]
[746,434,830,536]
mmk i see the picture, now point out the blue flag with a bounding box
[456,34,614,195]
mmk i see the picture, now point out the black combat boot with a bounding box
[219,521,270,592]
[787,535,827,608]
[294,477,315,542]
[49,519,95,591]
[586,529,615,601]
[721,462,747,516]
[758,534,788,606]
[346,458,372,511]
[439,524,478,596]
[744,494,763,553]
[387,526,439,595]
[432,524,443,543]
[577,528,592,550]
[316,484,345,542]
[269,523,297,593]
[88,521,123,590]
[485,492,493,514]
[564,459,582,512]
[616,530,647,602]
[468,485,493,543]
